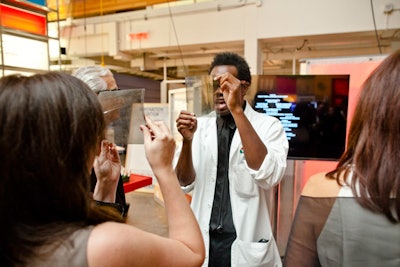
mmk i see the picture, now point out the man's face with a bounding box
[210,65,238,116]
[102,74,118,90]
[100,74,120,124]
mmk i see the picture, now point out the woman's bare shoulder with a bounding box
[301,172,341,198]
[87,222,155,266]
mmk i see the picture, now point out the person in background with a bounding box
[283,49,400,267]
[72,65,118,93]
[0,72,205,266]
[175,52,288,267]
[73,65,129,217]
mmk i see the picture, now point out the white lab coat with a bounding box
[176,102,289,267]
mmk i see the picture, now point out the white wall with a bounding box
[56,0,400,73]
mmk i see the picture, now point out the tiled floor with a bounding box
[125,191,168,237]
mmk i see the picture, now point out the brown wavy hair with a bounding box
[327,49,400,223]
[0,72,123,266]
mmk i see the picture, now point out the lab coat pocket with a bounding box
[232,164,257,197]
[231,237,282,267]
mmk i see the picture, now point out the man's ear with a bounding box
[241,83,250,96]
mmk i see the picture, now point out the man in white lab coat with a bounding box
[175,52,288,267]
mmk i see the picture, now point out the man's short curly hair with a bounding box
[208,52,251,84]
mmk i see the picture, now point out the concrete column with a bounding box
[244,38,262,75]
[243,6,262,75]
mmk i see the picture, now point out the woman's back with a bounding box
[318,196,399,267]
[27,226,94,267]
[284,173,400,267]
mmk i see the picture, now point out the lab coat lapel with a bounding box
[229,102,251,159]
[205,116,218,164]
[230,131,241,159]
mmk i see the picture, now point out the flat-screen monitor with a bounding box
[249,75,350,160]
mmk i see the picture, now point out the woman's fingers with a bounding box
[140,122,152,143]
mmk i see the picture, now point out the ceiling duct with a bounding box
[131,53,157,71]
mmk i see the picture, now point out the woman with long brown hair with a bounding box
[284,50,400,267]
[0,72,205,266]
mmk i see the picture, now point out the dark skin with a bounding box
[175,65,268,186]
[93,140,121,202]
[93,73,121,202]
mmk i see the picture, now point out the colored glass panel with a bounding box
[0,4,47,35]
[2,34,49,70]
[27,0,46,6]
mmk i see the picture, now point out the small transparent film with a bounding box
[97,88,145,166]
[185,75,215,117]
